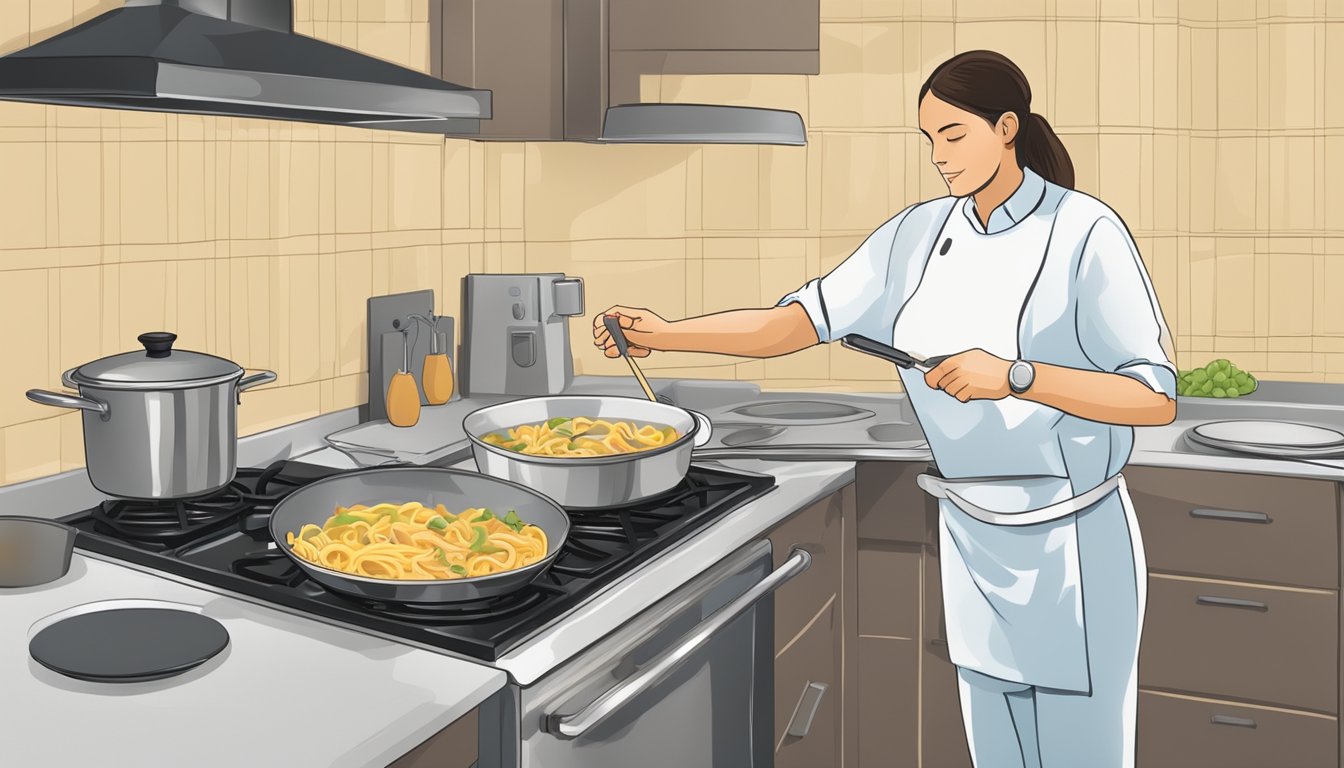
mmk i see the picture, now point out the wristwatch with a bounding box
[1008,359,1036,394]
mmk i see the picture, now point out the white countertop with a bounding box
[0,554,505,768]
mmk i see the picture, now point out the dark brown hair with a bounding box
[919,50,1074,189]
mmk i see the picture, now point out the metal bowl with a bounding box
[268,467,570,604]
[462,395,713,508]
[0,517,76,588]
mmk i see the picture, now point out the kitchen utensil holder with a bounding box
[367,291,457,422]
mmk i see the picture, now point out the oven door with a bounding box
[514,539,810,768]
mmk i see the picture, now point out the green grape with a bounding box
[1212,387,1226,397]
[1201,380,1214,394]
[1237,380,1256,395]
[1225,388,1241,398]
[1190,369,1208,384]
[1212,371,1227,384]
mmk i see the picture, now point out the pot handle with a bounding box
[26,389,110,418]
[236,371,277,404]
[60,368,78,389]
[689,409,713,447]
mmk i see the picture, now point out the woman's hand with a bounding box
[924,349,1012,402]
[592,306,672,358]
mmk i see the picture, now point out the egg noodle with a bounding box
[286,502,547,581]
[482,416,679,457]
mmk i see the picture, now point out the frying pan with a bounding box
[268,467,570,604]
[840,334,950,373]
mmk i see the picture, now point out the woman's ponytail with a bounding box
[919,51,1076,190]
[1021,112,1074,190]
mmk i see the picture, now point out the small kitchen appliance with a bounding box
[460,274,586,396]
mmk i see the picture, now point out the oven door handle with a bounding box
[542,546,812,740]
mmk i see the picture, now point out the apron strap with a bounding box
[916,473,1125,527]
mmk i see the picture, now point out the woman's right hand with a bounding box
[592,306,671,358]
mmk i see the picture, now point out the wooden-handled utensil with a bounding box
[604,315,658,402]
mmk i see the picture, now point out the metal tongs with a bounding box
[840,334,949,374]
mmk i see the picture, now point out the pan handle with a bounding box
[688,409,713,448]
[236,371,277,404]
[26,389,110,419]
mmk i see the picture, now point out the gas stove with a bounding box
[63,459,775,662]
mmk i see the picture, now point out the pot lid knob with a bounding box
[137,332,177,359]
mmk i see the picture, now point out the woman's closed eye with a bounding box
[946,134,965,143]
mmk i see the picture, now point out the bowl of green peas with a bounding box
[1176,359,1258,398]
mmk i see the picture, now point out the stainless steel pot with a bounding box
[462,395,714,508]
[25,332,276,499]
[0,517,76,587]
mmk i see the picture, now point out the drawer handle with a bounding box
[786,681,828,738]
[1196,595,1268,612]
[1189,508,1271,524]
[1211,714,1257,729]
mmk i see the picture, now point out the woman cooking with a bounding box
[591,50,1176,768]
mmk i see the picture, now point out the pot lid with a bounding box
[70,332,244,389]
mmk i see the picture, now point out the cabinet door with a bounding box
[858,635,918,768]
[777,599,841,768]
[921,502,973,768]
[387,708,478,768]
[770,489,843,652]
[610,0,818,53]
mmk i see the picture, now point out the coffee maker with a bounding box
[460,273,586,396]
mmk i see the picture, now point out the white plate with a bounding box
[1191,420,1344,449]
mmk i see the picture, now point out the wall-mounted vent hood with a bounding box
[0,0,491,133]
[597,104,806,145]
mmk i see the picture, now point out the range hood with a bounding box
[0,0,491,133]
[597,104,806,145]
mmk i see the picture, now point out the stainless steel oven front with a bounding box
[477,539,811,768]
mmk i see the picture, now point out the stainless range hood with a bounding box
[0,0,491,133]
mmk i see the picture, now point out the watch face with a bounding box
[1010,361,1032,390]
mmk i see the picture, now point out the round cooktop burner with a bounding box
[30,608,229,683]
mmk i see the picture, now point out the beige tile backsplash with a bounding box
[0,0,1337,485]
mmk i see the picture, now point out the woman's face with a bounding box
[918,93,1019,197]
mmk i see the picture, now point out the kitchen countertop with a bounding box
[0,553,505,768]
[6,373,1344,766]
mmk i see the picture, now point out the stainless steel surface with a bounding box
[513,540,775,768]
[1185,420,1344,458]
[23,389,108,416]
[1189,508,1271,524]
[1195,595,1269,611]
[268,467,570,604]
[461,274,585,397]
[785,681,828,738]
[463,395,713,508]
[720,425,787,447]
[598,104,807,145]
[1210,715,1258,729]
[26,333,274,499]
[0,517,75,587]
[543,547,811,739]
[0,0,492,132]
[727,400,875,423]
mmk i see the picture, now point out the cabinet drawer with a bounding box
[770,487,845,647]
[775,599,840,768]
[1140,576,1338,713]
[1126,465,1338,588]
[1138,691,1337,768]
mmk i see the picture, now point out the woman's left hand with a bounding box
[924,349,1013,402]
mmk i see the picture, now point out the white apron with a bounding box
[893,197,1103,693]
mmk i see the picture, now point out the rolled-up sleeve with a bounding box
[775,208,909,343]
[1074,216,1178,397]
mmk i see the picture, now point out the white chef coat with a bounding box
[775,166,1176,695]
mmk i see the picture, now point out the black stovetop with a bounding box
[63,458,775,662]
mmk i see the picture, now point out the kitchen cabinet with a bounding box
[1125,465,1344,767]
[387,707,478,768]
[768,484,850,768]
[430,0,818,141]
[853,460,972,768]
